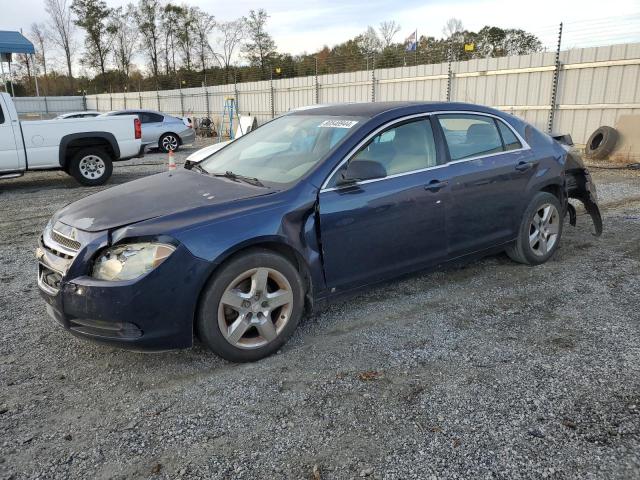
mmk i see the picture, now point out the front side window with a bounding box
[330,118,437,185]
[199,115,363,185]
[438,114,503,161]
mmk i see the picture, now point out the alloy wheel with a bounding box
[217,267,294,349]
[529,203,560,256]
[162,135,179,151]
[78,155,106,180]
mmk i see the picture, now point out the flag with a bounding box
[405,30,417,52]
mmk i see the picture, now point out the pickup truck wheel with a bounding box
[506,192,563,265]
[159,133,180,153]
[69,148,113,186]
[196,249,305,362]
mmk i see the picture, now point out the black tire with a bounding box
[585,126,618,160]
[197,249,305,362]
[159,133,180,153]
[67,148,113,186]
[506,192,563,265]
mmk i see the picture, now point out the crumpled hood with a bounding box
[55,169,272,232]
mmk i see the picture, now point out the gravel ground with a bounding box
[0,144,639,480]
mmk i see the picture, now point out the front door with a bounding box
[318,117,449,291]
[0,102,21,172]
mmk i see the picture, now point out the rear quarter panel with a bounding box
[20,116,141,168]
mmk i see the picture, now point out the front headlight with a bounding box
[92,242,175,281]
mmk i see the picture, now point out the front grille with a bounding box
[41,236,74,260]
[51,230,81,252]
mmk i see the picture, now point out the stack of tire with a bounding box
[585,126,618,160]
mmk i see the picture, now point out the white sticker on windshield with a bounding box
[318,120,359,129]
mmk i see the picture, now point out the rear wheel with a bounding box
[197,249,305,362]
[506,192,563,265]
[159,133,180,153]
[68,148,113,186]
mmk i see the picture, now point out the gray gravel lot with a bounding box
[0,143,639,480]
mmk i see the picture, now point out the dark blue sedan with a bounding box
[36,102,602,362]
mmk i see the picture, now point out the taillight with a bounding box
[134,118,142,139]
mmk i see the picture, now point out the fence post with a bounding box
[446,43,453,102]
[123,91,127,109]
[315,56,320,104]
[547,22,563,134]
[370,54,376,102]
[179,88,185,117]
[156,89,161,111]
[270,69,275,119]
[44,96,49,115]
[139,92,142,109]
[110,93,113,111]
[82,93,87,111]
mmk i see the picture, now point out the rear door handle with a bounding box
[515,161,536,172]
[425,180,449,192]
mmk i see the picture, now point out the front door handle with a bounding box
[515,161,536,172]
[425,180,449,192]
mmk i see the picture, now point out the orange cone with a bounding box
[168,150,176,171]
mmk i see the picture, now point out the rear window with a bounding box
[142,112,163,123]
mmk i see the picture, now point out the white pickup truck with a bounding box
[0,92,144,185]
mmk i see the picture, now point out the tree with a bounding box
[189,7,216,73]
[356,26,382,54]
[134,0,162,79]
[109,5,138,80]
[216,19,245,82]
[176,7,200,71]
[379,21,401,48]
[29,23,49,92]
[71,0,113,76]
[162,3,186,74]
[442,18,464,40]
[45,0,76,85]
[242,9,276,79]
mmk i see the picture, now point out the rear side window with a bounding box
[497,120,522,151]
[142,112,163,123]
[0,103,5,123]
[437,114,503,161]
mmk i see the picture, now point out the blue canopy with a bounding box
[0,31,35,55]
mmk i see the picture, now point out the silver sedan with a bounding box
[100,109,195,152]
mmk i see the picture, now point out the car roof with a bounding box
[288,101,502,118]
[106,109,167,115]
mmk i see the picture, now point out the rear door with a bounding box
[436,113,535,257]
[318,116,450,291]
[141,112,165,145]
[0,99,21,172]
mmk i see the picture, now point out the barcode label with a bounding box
[318,120,359,129]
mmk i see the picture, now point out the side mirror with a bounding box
[336,160,386,186]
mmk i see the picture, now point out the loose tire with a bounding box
[197,249,305,362]
[68,148,113,186]
[159,133,180,153]
[585,126,618,160]
[506,192,563,265]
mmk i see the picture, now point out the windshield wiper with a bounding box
[212,171,264,187]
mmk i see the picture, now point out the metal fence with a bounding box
[13,96,86,119]
[78,42,640,145]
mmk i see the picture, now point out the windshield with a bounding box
[199,115,363,185]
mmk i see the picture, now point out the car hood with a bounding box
[55,169,273,232]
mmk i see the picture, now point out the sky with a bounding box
[2,0,639,71]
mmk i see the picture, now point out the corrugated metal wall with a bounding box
[13,96,85,116]
[78,41,637,145]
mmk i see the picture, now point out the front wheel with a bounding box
[159,133,180,153]
[196,249,305,362]
[68,148,113,186]
[506,192,563,265]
